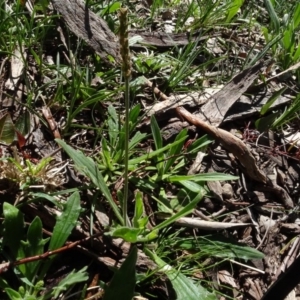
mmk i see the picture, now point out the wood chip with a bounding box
[198,60,270,127]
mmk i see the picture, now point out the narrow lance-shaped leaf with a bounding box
[38,192,82,280]
[151,115,164,176]
[103,246,137,300]
[260,87,287,115]
[153,192,203,232]
[15,110,32,137]
[49,191,81,250]
[0,113,15,144]
[145,249,217,300]
[164,129,187,174]
[110,227,141,243]
[22,216,49,281]
[133,191,144,228]
[101,138,114,171]
[226,0,244,23]
[168,173,239,182]
[292,3,300,28]
[56,139,123,224]
[174,235,265,260]
[107,105,119,147]
[128,136,186,165]
[264,0,280,33]
[2,202,24,259]
[52,266,89,298]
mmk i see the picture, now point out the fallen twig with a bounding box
[0,232,103,274]
[176,106,267,183]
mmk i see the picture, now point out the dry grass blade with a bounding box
[174,217,253,230]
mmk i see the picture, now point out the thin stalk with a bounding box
[123,78,130,226]
[119,7,131,227]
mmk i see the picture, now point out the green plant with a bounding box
[262,0,300,70]
[178,0,244,30]
[96,104,147,180]
[254,88,300,132]
[103,246,137,300]
[2,0,288,298]
[145,248,218,300]
[0,192,87,300]
[50,57,121,136]
[162,40,218,91]
[0,156,64,191]
[56,116,238,242]
[142,233,264,299]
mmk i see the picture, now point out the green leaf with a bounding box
[164,129,187,174]
[52,267,89,298]
[129,131,147,152]
[255,112,280,132]
[49,191,81,251]
[39,192,81,279]
[293,3,300,28]
[22,217,49,281]
[128,136,186,165]
[101,2,122,15]
[128,104,141,128]
[129,177,158,191]
[249,34,282,65]
[33,0,50,12]
[101,138,114,171]
[103,246,137,300]
[151,115,163,150]
[226,0,244,23]
[146,250,217,300]
[2,202,24,259]
[29,192,60,206]
[293,41,300,61]
[282,26,293,51]
[0,113,16,144]
[137,216,149,230]
[260,87,287,115]
[0,278,9,290]
[168,173,239,182]
[264,0,280,33]
[143,229,159,242]
[174,235,265,260]
[5,288,23,300]
[114,104,142,162]
[68,91,116,124]
[153,192,203,232]
[110,227,141,243]
[15,110,32,137]
[56,139,123,224]
[133,191,144,228]
[179,180,206,193]
[107,105,119,147]
[27,217,45,252]
[151,115,164,175]
[271,94,300,128]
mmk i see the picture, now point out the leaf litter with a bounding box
[1,0,300,299]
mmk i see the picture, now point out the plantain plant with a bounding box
[0,192,87,300]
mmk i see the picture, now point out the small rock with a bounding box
[222,183,233,199]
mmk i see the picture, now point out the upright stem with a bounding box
[123,77,130,226]
[119,7,131,227]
